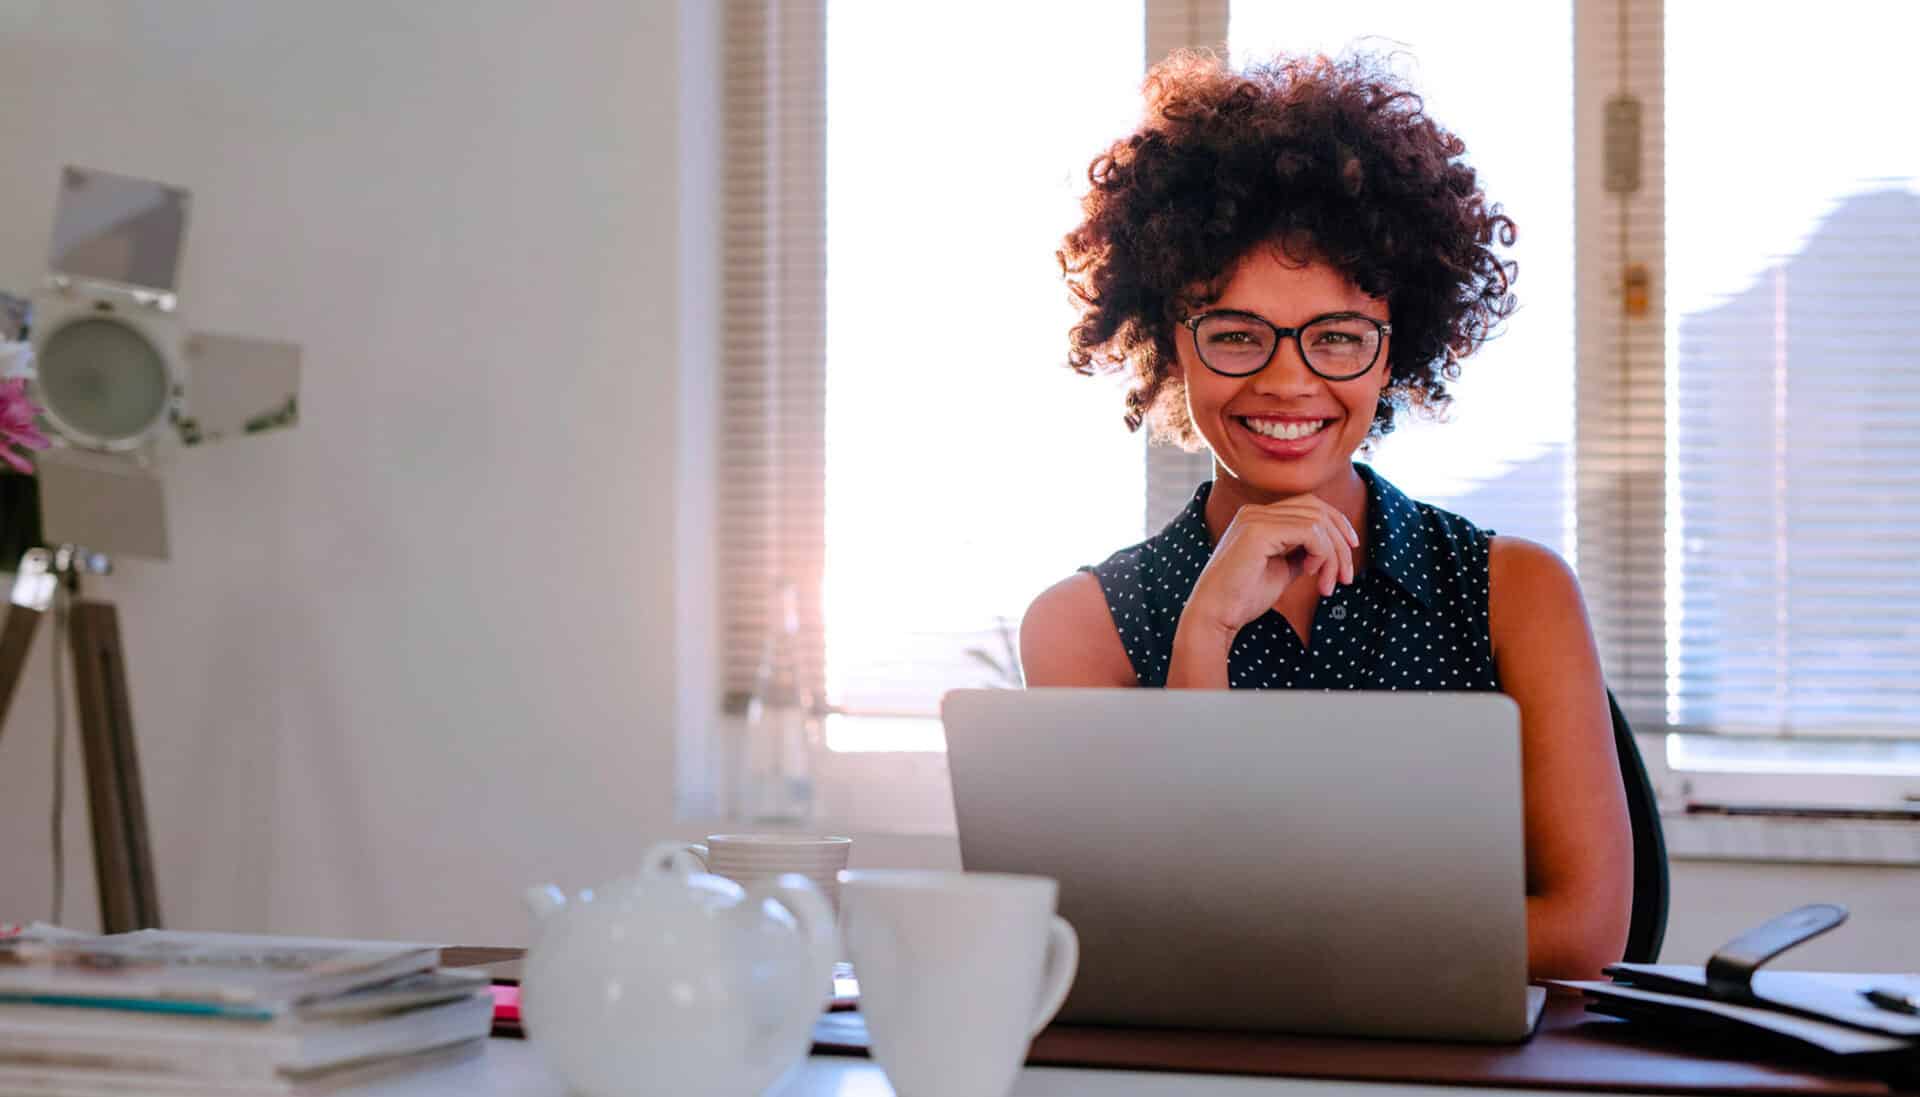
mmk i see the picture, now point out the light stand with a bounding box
[0,546,159,932]
[0,166,302,933]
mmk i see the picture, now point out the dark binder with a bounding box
[1556,905,1920,1087]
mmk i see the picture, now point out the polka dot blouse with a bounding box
[1084,464,1502,692]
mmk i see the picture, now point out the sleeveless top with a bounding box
[1084,464,1502,691]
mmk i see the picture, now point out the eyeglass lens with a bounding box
[1193,313,1382,379]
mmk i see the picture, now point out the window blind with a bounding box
[1143,1,1229,533]
[721,1,1172,723]
[717,0,828,711]
[1574,0,1666,728]
[1659,0,1920,738]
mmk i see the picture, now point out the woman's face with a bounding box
[1177,247,1391,501]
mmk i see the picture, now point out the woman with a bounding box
[1022,51,1631,980]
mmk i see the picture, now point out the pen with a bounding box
[1861,987,1919,1015]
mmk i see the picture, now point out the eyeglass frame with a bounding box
[1179,309,1393,381]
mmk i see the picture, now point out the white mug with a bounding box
[683,834,852,912]
[839,870,1078,1097]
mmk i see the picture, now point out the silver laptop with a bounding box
[941,688,1547,1042]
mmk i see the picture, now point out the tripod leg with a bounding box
[69,600,161,931]
[0,601,41,748]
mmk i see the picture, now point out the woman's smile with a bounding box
[1234,414,1336,457]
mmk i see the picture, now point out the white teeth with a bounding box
[1243,418,1328,441]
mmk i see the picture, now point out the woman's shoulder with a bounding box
[1023,486,1215,688]
[1487,534,1582,602]
[1020,572,1134,687]
[1484,533,1598,676]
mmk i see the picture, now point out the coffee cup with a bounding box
[839,870,1078,1097]
[683,834,852,913]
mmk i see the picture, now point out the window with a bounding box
[1657,0,1920,784]
[821,1,1147,744]
[715,0,1920,809]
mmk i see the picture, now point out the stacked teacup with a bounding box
[682,835,853,913]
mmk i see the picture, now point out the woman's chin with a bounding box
[1211,433,1355,498]
[1215,458,1340,501]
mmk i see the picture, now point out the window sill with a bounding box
[681,803,1920,868]
[685,714,957,837]
[691,727,1920,864]
[1662,811,1920,867]
[814,746,955,836]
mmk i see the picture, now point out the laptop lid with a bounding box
[943,688,1537,1042]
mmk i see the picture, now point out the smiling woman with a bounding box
[1022,51,1633,981]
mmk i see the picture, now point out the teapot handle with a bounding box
[741,873,840,1056]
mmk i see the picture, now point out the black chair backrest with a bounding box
[1608,690,1669,963]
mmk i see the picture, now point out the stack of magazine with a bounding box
[0,928,492,1095]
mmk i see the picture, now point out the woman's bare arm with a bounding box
[1019,573,1137,687]
[1488,535,1633,979]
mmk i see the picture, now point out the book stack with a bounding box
[0,929,493,1095]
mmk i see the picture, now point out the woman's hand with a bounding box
[1183,495,1360,637]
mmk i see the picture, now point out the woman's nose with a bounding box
[1248,340,1322,394]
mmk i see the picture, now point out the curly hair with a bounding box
[1059,50,1518,447]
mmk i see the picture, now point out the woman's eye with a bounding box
[1312,331,1360,346]
[1207,330,1256,346]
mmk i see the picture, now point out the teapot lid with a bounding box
[600,842,743,908]
[527,842,744,923]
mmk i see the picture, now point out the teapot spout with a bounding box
[525,884,567,923]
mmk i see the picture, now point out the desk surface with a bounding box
[337,1038,1644,1097]
[430,951,1908,1097]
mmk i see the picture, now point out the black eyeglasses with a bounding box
[1181,309,1392,381]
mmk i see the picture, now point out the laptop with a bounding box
[941,688,1547,1042]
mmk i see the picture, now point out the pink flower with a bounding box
[0,378,51,474]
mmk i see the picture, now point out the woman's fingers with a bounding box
[1292,500,1359,587]
[1317,525,1342,597]
[1300,515,1350,590]
[1241,506,1356,591]
[1302,499,1360,577]
[1333,515,1356,586]
[1295,524,1338,598]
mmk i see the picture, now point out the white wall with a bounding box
[0,0,703,946]
[1666,861,1919,972]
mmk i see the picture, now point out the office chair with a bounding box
[1609,689,1669,963]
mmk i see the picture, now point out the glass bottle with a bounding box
[736,580,819,824]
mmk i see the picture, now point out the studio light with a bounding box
[0,166,304,932]
[8,167,302,562]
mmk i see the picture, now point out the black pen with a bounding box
[1861,987,1920,1015]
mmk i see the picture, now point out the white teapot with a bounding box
[522,841,838,1097]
